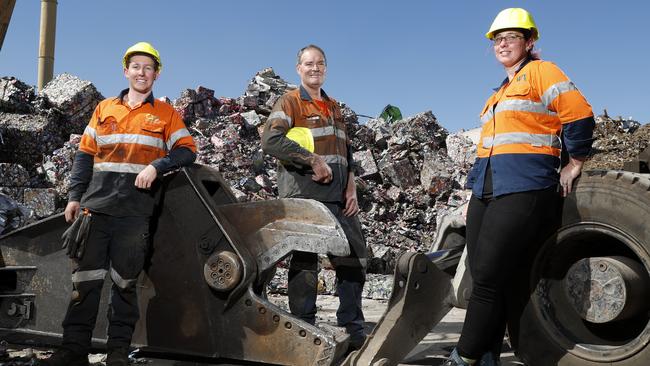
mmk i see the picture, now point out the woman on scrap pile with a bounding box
[444,7,594,366]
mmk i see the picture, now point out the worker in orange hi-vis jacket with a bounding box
[261,44,368,353]
[444,8,594,366]
[41,42,197,366]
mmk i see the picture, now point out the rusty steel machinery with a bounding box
[0,165,452,366]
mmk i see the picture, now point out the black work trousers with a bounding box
[288,202,367,340]
[457,187,560,360]
[62,214,150,354]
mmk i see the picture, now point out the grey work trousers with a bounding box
[288,201,367,340]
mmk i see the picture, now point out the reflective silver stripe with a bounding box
[72,269,107,283]
[96,134,165,150]
[322,155,348,166]
[310,126,346,140]
[84,126,97,139]
[94,162,147,173]
[541,80,577,107]
[110,267,137,289]
[494,99,556,116]
[166,128,191,150]
[269,111,293,128]
[482,132,562,149]
[480,109,494,125]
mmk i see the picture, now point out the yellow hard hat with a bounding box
[286,127,314,153]
[486,8,539,41]
[122,42,162,71]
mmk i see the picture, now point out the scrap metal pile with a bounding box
[0,71,647,299]
[583,112,650,171]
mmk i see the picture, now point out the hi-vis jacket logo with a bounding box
[516,74,527,82]
[145,114,161,125]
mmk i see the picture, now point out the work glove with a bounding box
[61,209,92,259]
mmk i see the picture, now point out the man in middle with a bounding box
[261,44,367,350]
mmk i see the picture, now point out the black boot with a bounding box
[478,351,500,366]
[442,348,471,366]
[106,346,130,366]
[348,333,367,351]
[39,348,89,366]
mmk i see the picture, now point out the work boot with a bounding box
[106,346,130,366]
[348,333,367,352]
[478,351,500,366]
[442,348,471,366]
[39,348,89,366]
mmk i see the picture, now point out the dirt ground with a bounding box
[314,295,523,366]
[3,295,523,366]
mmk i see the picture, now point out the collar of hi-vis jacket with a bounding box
[115,88,155,106]
[493,57,533,92]
[299,85,333,103]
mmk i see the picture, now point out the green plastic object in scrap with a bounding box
[379,104,402,123]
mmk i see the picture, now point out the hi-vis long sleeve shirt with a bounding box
[69,89,197,216]
[262,86,353,203]
[467,59,594,198]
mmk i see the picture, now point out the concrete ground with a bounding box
[7,294,524,365]
[130,295,524,365]
[317,296,524,366]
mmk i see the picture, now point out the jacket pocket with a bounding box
[141,120,164,134]
[505,81,531,97]
[304,115,322,128]
[97,116,118,134]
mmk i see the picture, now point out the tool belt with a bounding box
[61,208,92,259]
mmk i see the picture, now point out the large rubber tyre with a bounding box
[510,170,650,366]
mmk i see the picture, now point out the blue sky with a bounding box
[1,1,647,132]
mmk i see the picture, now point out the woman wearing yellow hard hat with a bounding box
[444,8,595,366]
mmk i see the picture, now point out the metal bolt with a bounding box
[314,338,321,345]
[272,315,280,322]
[259,307,266,314]
[199,239,209,249]
[245,299,252,306]
[7,303,16,316]
[299,330,306,337]
[285,322,292,329]
[598,262,608,272]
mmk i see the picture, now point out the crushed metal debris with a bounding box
[0,72,646,300]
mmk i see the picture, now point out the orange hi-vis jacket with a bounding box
[76,90,196,216]
[262,86,352,203]
[466,59,594,198]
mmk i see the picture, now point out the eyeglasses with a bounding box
[492,34,524,45]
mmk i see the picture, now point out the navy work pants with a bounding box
[62,214,150,354]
